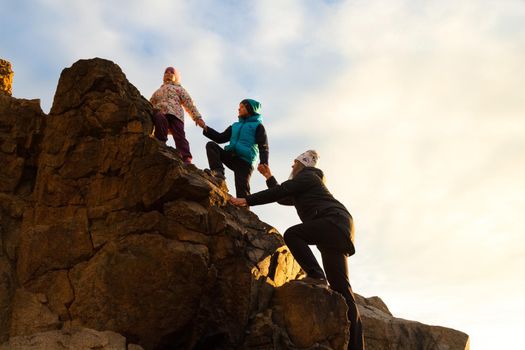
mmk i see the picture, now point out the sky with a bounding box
[2,0,524,348]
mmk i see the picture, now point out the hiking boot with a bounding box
[299,276,328,287]
[204,168,226,180]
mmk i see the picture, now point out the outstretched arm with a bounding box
[179,86,202,122]
[229,181,295,207]
[237,173,312,207]
[203,125,232,144]
[243,183,292,207]
[230,197,248,207]
[257,164,294,205]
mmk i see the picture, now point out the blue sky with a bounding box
[2,0,525,348]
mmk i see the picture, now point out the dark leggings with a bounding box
[284,215,365,350]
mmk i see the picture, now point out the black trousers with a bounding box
[205,141,253,198]
[283,214,365,350]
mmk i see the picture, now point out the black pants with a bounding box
[206,141,253,198]
[283,214,365,350]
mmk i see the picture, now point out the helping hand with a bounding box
[196,118,206,128]
[229,197,248,207]
[257,164,272,179]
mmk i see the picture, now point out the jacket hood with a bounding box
[241,99,262,116]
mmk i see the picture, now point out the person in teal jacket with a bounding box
[200,99,269,198]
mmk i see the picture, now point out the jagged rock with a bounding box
[9,288,60,337]
[25,270,74,322]
[0,58,302,349]
[0,58,469,350]
[68,234,210,349]
[0,60,13,96]
[272,282,349,349]
[0,85,45,343]
[0,327,144,350]
[355,294,470,350]
[0,94,43,196]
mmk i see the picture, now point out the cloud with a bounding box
[2,1,525,348]
[247,3,525,347]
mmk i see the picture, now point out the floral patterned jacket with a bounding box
[150,82,201,122]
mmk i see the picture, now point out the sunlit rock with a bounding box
[0,58,469,349]
[0,59,13,96]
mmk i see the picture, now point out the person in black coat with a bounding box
[229,150,365,350]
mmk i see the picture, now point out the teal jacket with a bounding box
[203,99,269,167]
[225,114,263,165]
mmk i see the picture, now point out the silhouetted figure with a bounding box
[230,150,365,350]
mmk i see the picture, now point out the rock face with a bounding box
[0,328,144,350]
[0,60,13,96]
[0,58,469,349]
[0,327,144,350]
[356,295,470,350]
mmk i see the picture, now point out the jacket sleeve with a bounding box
[247,174,312,206]
[256,124,269,165]
[203,125,232,144]
[178,86,202,121]
[266,176,294,206]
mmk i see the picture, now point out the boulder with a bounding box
[8,288,60,337]
[243,281,349,349]
[356,294,470,350]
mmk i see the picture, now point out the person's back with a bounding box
[284,167,350,222]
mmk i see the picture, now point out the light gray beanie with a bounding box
[295,150,319,167]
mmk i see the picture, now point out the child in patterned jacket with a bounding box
[150,67,205,164]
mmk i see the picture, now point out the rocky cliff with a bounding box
[0,60,13,96]
[0,58,469,350]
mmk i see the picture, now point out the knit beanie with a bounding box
[240,99,262,116]
[295,150,319,167]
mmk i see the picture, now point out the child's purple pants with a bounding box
[153,112,192,163]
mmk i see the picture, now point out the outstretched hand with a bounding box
[229,197,248,207]
[257,164,272,179]
[196,118,206,129]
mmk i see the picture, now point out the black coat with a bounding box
[245,167,355,254]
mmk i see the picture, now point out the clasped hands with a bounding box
[195,118,206,129]
[229,164,272,207]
